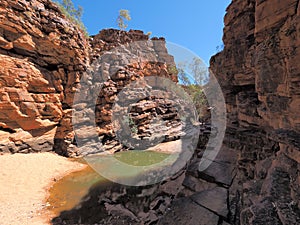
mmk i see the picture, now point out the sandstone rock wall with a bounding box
[1,0,299,224]
[0,0,179,156]
[0,0,88,154]
[56,29,180,156]
[210,0,300,224]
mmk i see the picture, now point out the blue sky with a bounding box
[68,0,231,65]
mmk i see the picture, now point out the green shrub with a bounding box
[177,58,209,119]
[117,9,131,30]
[52,0,88,37]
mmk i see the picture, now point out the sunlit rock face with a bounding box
[0,0,89,154]
[210,0,300,224]
[0,0,181,156]
[59,30,186,157]
[69,29,185,157]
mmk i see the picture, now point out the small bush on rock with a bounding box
[53,0,88,37]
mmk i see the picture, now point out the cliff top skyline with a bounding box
[68,0,231,64]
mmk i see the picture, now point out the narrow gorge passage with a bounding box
[0,0,299,224]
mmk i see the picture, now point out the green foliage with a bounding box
[117,9,131,30]
[184,84,208,118]
[177,58,209,119]
[177,62,189,86]
[167,64,178,75]
[53,0,88,37]
[189,57,207,85]
[177,57,208,86]
[124,115,138,134]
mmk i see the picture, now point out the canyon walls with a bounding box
[63,29,181,157]
[1,0,300,224]
[210,0,300,224]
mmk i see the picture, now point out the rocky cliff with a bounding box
[1,0,300,224]
[0,0,88,154]
[210,0,300,224]
[66,29,184,157]
[0,0,180,156]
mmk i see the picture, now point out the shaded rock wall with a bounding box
[55,29,179,156]
[210,0,300,224]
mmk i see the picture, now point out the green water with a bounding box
[114,150,170,166]
[47,151,171,216]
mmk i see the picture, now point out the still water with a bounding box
[47,151,171,216]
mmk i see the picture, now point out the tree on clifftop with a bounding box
[53,0,88,36]
[61,0,83,21]
[117,9,131,30]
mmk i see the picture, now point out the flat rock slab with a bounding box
[182,175,218,192]
[157,197,219,225]
[191,186,228,218]
[198,160,236,186]
[202,146,237,164]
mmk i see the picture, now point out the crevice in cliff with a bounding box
[0,126,16,134]
[4,48,26,59]
[41,63,59,72]
[190,196,228,220]
[295,0,300,15]
[232,84,256,95]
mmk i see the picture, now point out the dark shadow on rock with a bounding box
[51,179,164,225]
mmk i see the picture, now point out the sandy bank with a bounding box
[0,152,86,225]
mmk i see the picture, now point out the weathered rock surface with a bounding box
[0,0,88,154]
[66,30,182,156]
[210,0,300,224]
[0,0,180,156]
[1,0,300,224]
[157,198,220,225]
[191,186,228,218]
[1,2,227,223]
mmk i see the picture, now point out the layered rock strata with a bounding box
[0,0,88,153]
[0,0,180,156]
[210,0,300,224]
[1,0,300,224]
[62,30,182,156]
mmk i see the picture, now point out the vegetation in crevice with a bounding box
[176,58,209,120]
[52,0,89,37]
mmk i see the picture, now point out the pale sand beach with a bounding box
[0,152,87,225]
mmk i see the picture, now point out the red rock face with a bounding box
[58,29,178,155]
[0,0,179,156]
[210,0,300,224]
[0,0,88,153]
[1,0,299,223]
